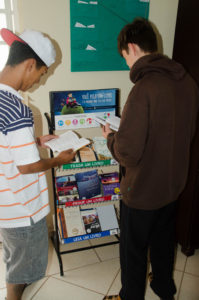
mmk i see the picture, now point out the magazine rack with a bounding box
[45,88,120,276]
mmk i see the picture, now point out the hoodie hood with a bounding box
[130,53,186,83]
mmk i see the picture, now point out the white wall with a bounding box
[16,0,179,229]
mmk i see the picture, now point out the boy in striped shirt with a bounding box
[0,28,75,300]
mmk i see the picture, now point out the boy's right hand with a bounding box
[57,149,76,166]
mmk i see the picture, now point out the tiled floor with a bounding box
[0,236,199,300]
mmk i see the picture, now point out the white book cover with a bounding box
[106,116,120,131]
[63,206,85,237]
[96,205,119,231]
[45,130,90,152]
[93,115,120,131]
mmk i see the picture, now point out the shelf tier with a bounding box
[58,194,121,207]
[60,228,120,244]
[62,159,118,170]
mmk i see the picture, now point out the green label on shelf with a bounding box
[63,159,117,169]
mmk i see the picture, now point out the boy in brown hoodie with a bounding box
[102,18,199,300]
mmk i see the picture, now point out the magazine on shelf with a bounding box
[81,208,102,234]
[44,130,90,152]
[63,206,85,237]
[100,172,121,196]
[92,136,113,160]
[55,175,79,204]
[96,205,119,231]
[75,169,102,199]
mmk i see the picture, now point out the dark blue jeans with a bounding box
[119,201,177,300]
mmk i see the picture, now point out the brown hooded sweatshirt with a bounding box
[107,54,199,210]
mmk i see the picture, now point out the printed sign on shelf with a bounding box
[50,88,118,130]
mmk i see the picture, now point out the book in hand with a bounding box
[93,115,120,131]
[75,169,102,200]
[55,175,79,204]
[100,172,121,196]
[44,130,91,152]
[81,208,102,234]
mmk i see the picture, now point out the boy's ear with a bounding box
[128,43,136,55]
[25,58,36,72]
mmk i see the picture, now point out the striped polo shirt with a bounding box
[0,84,49,228]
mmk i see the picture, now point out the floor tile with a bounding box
[32,277,103,300]
[184,248,199,276]
[89,236,119,261]
[22,278,48,300]
[174,244,187,272]
[46,239,100,275]
[145,270,183,300]
[53,258,120,295]
[178,273,199,300]
[107,270,121,295]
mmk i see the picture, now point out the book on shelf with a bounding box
[44,130,91,152]
[75,169,102,199]
[93,115,120,132]
[63,206,85,237]
[80,208,102,234]
[100,172,121,196]
[92,136,113,160]
[57,207,68,238]
[78,145,97,162]
[55,175,79,204]
[96,204,119,231]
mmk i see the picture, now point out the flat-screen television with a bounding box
[49,88,119,130]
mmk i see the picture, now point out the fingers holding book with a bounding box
[57,149,76,165]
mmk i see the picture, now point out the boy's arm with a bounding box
[17,149,76,174]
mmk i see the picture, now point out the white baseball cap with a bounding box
[0,28,56,67]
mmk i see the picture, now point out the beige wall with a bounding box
[16,0,179,229]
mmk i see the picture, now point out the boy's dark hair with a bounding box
[6,41,46,69]
[117,18,158,56]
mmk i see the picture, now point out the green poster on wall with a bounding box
[70,0,150,72]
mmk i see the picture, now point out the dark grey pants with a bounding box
[119,201,177,300]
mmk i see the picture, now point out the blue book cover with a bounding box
[75,170,101,200]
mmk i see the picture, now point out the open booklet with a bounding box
[93,115,120,132]
[44,130,91,152]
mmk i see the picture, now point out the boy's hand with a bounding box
[36,135,58,148]
[102,123,113,139]
[57,149,76,165]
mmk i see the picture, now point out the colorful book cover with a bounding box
[75,170,102,200]
[81,208,102,234]
[55,175,79,203]
[100,172,121,196]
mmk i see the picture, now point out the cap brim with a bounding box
[0,28,26,46]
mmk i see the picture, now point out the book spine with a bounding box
[57,208,63,239]
[59,208,68,238]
